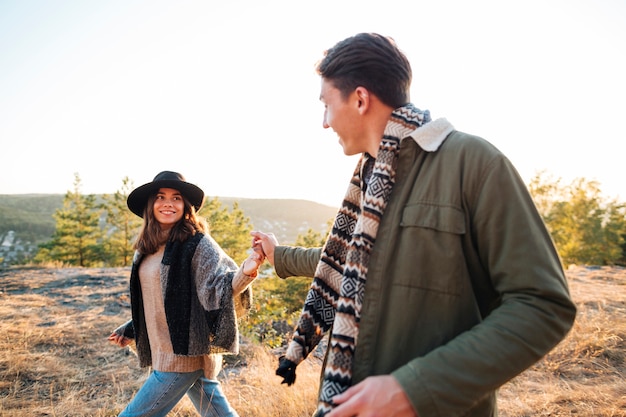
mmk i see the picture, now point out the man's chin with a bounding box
[340,145,358,157]
[338,139,351,155]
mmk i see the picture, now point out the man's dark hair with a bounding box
[316,33,412,109]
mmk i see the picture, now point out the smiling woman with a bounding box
[152,188,185,228]
[108,170,265,417]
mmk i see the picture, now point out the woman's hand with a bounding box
[233,248,265,295]
[242,245,265,277]
[250,231,279,266]
[108,332,132,348]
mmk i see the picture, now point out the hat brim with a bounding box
[127,180,205,218]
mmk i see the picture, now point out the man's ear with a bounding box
[355,86,370,114]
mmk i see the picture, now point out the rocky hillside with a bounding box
[1,265,624,416]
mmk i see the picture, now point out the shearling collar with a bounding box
[408,118,455,152]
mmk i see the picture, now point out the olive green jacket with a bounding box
[273,118,576,417]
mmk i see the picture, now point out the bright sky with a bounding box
[1,0,624,207]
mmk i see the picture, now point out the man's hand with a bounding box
[327,375,418,417]
[250,231,279,266]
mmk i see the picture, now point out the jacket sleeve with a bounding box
[274,245,323,278]
[393,152,576,416]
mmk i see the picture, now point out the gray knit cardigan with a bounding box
[116,233,251,368]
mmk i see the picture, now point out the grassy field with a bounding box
[0,265,624,416]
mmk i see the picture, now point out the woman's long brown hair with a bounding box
[133,193,208,255]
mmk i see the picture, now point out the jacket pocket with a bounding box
[400,202,466,234]
[391,202,467,295]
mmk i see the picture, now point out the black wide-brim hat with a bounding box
[127,171,205,218]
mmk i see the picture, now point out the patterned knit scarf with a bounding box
[284,103,431,416]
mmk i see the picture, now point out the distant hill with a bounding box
[0,194,338,251]
[216,197,336,243]
[0,194,64,243]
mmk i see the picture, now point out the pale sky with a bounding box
[1,0,624,207]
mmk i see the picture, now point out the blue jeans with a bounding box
[119,369,239,417]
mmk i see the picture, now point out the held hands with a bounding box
[250,231,279,266]
[234,242,266,295]
[242,243,266,277]
[326,375,418,417]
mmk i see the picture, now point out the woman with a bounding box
[108,171,263,417]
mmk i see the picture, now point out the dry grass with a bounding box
[0,265,624,416]
[498,266,626,416]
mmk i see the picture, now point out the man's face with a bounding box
[320,78,364,156]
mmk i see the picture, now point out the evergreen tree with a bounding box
[294,225,329,248]
[604,200,626,266]
[199,197,254,265]
[529,172,626,266]
[101,177,142,267]
[528,170,563,219]
[35,174,104,267]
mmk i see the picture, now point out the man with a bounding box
[251,32,576,417]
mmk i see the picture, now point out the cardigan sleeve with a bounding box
[114,319,135,339]
[232,268,256,295]
[231,268,253,318]
[191,235,239,312]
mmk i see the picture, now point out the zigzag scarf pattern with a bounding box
[284,103,431,416]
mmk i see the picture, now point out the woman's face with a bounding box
[153,188,185,229]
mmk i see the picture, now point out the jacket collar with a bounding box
[408,118,454,152]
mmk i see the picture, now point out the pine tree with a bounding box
[199,197,253,265]
[35,174,104,267]
[101,176,142,267]
[294,223,330,248]
[529,172,626,266]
